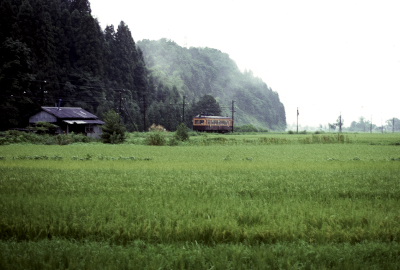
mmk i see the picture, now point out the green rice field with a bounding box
[0,133,399,269]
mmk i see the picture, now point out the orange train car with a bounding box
[192,115,233,133]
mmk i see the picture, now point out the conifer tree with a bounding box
[115,21,137,91]
[174,123,189,141]
[191,95,222,116]
[101,110,126,144]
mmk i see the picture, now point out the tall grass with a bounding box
[0,134,399,269]
[1,239,398,270]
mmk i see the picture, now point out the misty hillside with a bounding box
[0,0,285,131]
[138,39,286,130]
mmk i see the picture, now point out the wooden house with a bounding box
[29,107,105,138]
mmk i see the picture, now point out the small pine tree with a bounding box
[101,110,126,144]
[174,123,189,141]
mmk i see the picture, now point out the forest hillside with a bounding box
[0,0,286,131]
[138,39,286,129]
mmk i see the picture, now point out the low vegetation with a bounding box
[0,133,399,269]
[174,123,190,141]
[0,130,94,145]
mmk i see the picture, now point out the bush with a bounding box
[55,133,92,145]
[174,123,189,141]
[101,110,126,144]
[235,124,258,132]
[0,130,94,145]
[32,122,59,134]
[145,132,166,146]
[168,137,179,146]
[149,124,166,132]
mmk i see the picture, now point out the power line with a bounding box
[231,100,235,133]
[169,95,188,123]
[121,98,139,131]
[220,100,236,133]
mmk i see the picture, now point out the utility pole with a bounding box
[393,118,395,133]
[231,100,235,133]
[141,94,147,131]
[370,116,373,133]
[118,90,122,115]
[339,114,342,133]
[122,99,139,131]
[170,95,188,124]
[296,107,299,134]
[182,95,186,123]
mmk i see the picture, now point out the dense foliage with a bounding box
[100,110,126,144]
[0,0,286,132]
[138,39,287,129]
[0,0,149,131]
[0,130,93,145]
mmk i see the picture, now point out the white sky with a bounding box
[90,0,400,128]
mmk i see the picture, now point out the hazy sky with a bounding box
[91,0,400,128]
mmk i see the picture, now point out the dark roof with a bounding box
[42,107,98,119]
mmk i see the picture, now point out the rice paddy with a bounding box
[0,133,399,269]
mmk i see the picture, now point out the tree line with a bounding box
[347,117,400,133]
[0,0,286,131]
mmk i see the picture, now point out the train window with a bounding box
[194,120,205,124]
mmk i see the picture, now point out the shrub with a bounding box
[149,124,166,132]
[101,110,126,144]
[236,124,258,132]
[0,130,45,144]
[0,130,94,145]
[174,123,189,141]
[145,132,166,146]
[168,137,179,146]
[56,133,92,145]
[32,122,59,134]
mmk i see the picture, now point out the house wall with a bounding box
[86,125,103,138]
[29,111,57,123]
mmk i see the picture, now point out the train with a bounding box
[192,114,233,133]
